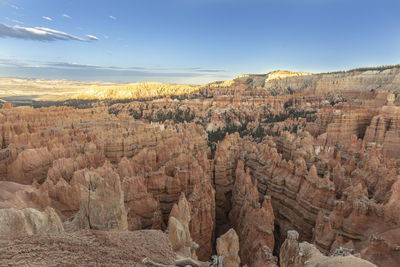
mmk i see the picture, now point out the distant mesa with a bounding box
[0,64,399,103]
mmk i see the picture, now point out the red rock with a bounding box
[229,160,275,266]
[168,193,197,258]
[65,164,128,231]
[216,228,240,267]
[188,180,216,260]
[8,148,52,184]
[122,175,162,230]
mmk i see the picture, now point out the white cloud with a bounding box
[42,16,53,21]
[5,17,24,24]
[0,23,96,42]
[0,1,19,10]
[109,15,116,20]
[36,27,84,41]
[11,19,24,24]
[86,34,99,40]
[0,58,229,84]
[62,14,71,19]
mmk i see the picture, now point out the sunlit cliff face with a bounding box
[73,82,200,100]
[265,70,311,81]
[0,78,201,101]
[2,70,306,102]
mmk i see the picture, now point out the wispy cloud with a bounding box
[0,1,19,10]
[62,14,71,19]
[86,34,99,40]
[186,67,226,73]
[0,59,227,75]
[5,17,24,25]
[109,15,116,20]
[35,27,83,41]
[42,16,53,21]
[0,23,97,42]
[11,19,23,24]
[0,59,228,82]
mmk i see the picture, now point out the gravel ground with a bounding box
[0,230,176,266]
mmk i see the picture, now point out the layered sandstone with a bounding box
[212,128,400,266]
[229,160,275,266]
[263,67,400,95]
[364,105,400,157]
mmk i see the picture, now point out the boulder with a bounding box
[0,207,63,239]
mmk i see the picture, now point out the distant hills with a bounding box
[1,64,399,102]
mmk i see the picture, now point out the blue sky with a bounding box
[0,0,399,84]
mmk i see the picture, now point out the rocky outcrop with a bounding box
[0,207,63,239]
[121,174,163,231]
[324,108,376,145]
[168,193,197,259]
[210,129,400,266]
[263,67,400,94]
[244,140,336,242]
[311,159,400,266]
[229,160,275,266]
[117,157,163,230]
[280,230,376,267]
[364,105,400,157]
[360,228,400,267]
[214,133,241,235]
[66,164,128,231]
[188,180,216,261]
[8,148,52,184]
[0,181,51,210]
[240,196,277,267]
[216,228,240,267]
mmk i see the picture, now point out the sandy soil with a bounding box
[0,230,176,266]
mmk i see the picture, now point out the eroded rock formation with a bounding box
[0,207,63,239]
[216,228,240,267]
[280,230,376,267]
[1,66,400,266]
[65,164,128,231]
[229,160,276,266]
[168,193,197,259]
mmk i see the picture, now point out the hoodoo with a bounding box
[2,66,400,265]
